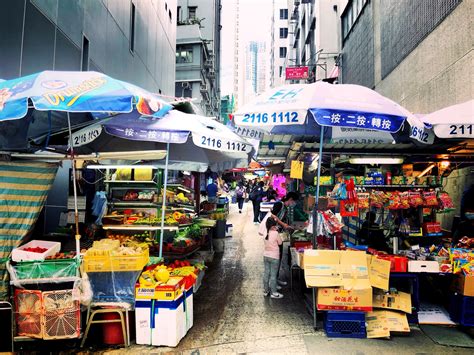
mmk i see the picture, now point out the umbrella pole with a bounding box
[311,127,324,331]
[158,142,170,259]
[67,113,81,257]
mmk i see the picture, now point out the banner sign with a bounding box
[290,160,304,179]
[104,126,189,144]
[286,67,309,80]
[434,124,473,139]
[409,125,435,144]
[331,127,394,144]
[234,126,265,140]
[311,108,405,133]
[192,134,251,153]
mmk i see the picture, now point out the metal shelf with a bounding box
[104,180,156,184]
[167,184,193,194]
[102,225,178,231]
[108,201,159,207]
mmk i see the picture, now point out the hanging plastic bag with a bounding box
[340,200,358,217]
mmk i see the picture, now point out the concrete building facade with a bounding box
[0,0,177,95]
[175,0,221,118]
[340,0,472,113]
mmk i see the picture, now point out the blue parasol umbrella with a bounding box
[0,71,173,255]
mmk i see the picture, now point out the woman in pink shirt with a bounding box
[263,217,284,299]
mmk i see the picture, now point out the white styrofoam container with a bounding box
[408,260,440,273]
[184,288,194,332]
[11,240,61,262]
[135,295,186,347]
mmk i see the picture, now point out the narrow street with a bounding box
[99,202,472,355]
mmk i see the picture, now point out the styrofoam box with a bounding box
[184,288,194,333]
[12,240,61,262]
[408,260,440,273]
[135,295,186,347]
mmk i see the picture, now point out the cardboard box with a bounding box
[373,291,412,314]
[451,274,474,297]
[136,276,185,301]
[366,310,410,338]
[368,256,391,291]
[304,250,370,289]
[366,311,390,338]
[317,287,373,312]
[408,260,440,273]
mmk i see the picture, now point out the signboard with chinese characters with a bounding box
[310,108,405,133]
[105,126,189,144]
[331,127,393,144]
[285,66,309,80]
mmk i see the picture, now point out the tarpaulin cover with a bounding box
[0,161,58,300]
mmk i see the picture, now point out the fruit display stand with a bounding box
[135,260,205,347]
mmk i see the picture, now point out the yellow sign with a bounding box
[290,160,303,179]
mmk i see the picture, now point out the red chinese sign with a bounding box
[285,66,309,80]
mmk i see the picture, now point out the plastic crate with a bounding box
[324,311,366,338]
[13,259,79,280]
[449,293,474,326]
[88,271,141,303]
[83,248,149,272]
[14,290,43,338]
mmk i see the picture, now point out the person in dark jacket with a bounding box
[250,181,265,224]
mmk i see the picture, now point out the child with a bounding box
[263,217,284,299]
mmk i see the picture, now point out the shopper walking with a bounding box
[206,179,218,203]
[235,182,246,213]
[263,217,284,299]
[249,181,265,224]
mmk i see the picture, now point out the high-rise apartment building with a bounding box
[270,0,289,88]
[175,0,221,118]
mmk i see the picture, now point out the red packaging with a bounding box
[378,255,408,272]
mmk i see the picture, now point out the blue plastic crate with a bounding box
[449,293,474,326]
[324,311,366,338]
[88,271,141,303]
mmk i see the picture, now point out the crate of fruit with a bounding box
[11,240,61,262]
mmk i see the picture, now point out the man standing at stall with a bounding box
[206,179,218,203]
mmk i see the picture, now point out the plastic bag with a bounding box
[438,192,455,212]
[408,191,423,207]
[357,192,370,209]
[332,182,347,200]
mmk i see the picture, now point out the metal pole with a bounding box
[67,113,81,257]
[312,126,325,330]
[158,142,170,259]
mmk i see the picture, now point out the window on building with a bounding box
[342,0,368,40]
[188,6,197,20]
[280,9,288,20]
[279,66,283,77]
[279,47,287,58]
[81,35,89,71]
[177,6,181,22]
[279,27,288,38]
[130,2,136,52]
[176,46,193,63]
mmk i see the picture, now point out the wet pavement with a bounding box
[88,202,472,354]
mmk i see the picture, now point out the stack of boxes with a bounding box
[135,276,194,346]
[304,250,413,338]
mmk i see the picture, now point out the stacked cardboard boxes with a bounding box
[304,250,412,338]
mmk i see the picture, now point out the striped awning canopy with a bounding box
[0,161,58,300]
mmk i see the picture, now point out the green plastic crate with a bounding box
[14,259,79,280]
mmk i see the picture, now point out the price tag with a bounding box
[71,125,102,147]
[193,135,251,153]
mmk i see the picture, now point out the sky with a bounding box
[220,0,273,96]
